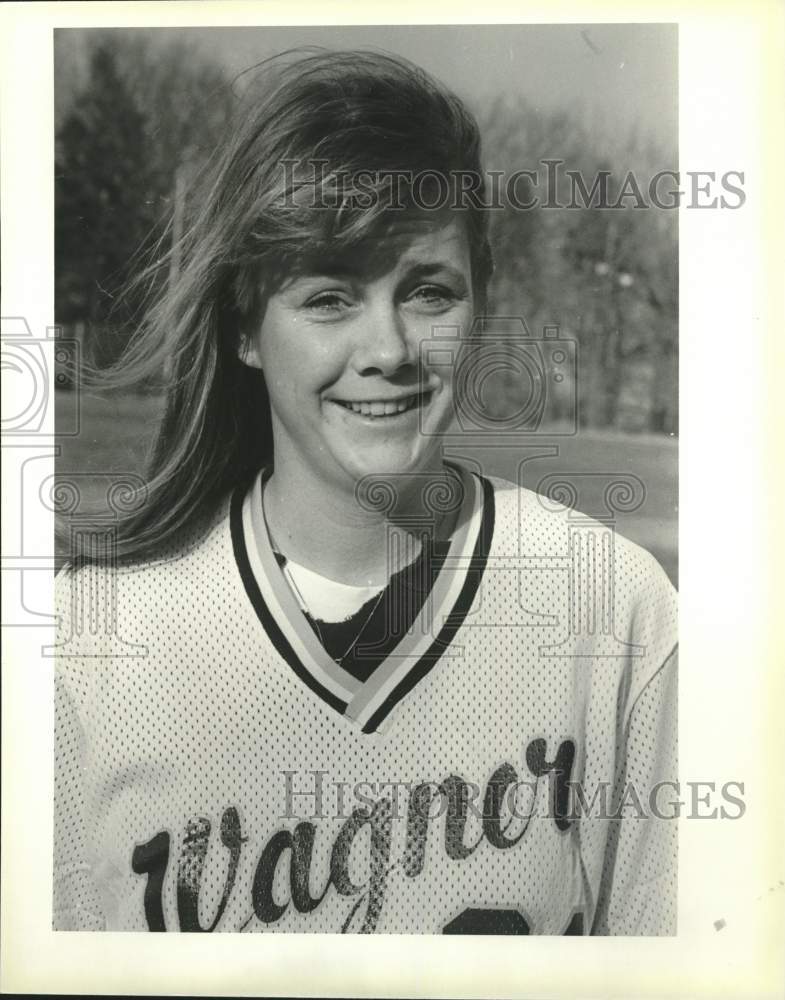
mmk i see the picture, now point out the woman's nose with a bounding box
[353,302,417,377]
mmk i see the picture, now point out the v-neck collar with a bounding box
[231,462,495,734]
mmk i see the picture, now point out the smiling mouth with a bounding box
[331,391,431,418]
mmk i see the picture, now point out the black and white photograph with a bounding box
[1,2,783,997]
[52,22,679,936]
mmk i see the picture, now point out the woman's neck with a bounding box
[262,463,460,587]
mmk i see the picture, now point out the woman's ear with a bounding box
[235,279,269,369]
[237,332,263,370]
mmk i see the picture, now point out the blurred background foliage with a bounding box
[55,31,677,436]
[478,99,677,434]
[55,35,234,368]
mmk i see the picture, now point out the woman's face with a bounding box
[243,214,474,492]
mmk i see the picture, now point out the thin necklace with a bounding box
[283,560,386,665]
[261,471,458,665]
[262,486,388,665]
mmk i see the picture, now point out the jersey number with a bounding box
[442,908,585,935]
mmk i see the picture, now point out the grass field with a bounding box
[56,390,677,584]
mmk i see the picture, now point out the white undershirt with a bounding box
[282,558,382,623]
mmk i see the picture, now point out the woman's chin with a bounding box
[337,442,443,485]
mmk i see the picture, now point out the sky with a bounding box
[54,23,677,156]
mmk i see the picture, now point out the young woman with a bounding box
[54,49,677,935]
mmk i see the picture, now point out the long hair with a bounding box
[73,48,494,562]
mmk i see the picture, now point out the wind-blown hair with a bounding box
[78,48,493,561]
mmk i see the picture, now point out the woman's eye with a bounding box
[408,284,458,309]
[304,292,352,313]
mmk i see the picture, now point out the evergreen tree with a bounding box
[55,42,158,367]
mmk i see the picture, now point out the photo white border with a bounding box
[2,1,783,996]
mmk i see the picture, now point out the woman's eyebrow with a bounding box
[311,263,360,278]
[403,262,470,285]
[281,267,356,287]
[286,259,470,285]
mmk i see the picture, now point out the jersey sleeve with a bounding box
[592,645,678,935]
[53,567,106,931]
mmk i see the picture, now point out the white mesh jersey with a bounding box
[54,464,678,935]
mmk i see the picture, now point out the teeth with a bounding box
[341,395,421,416]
